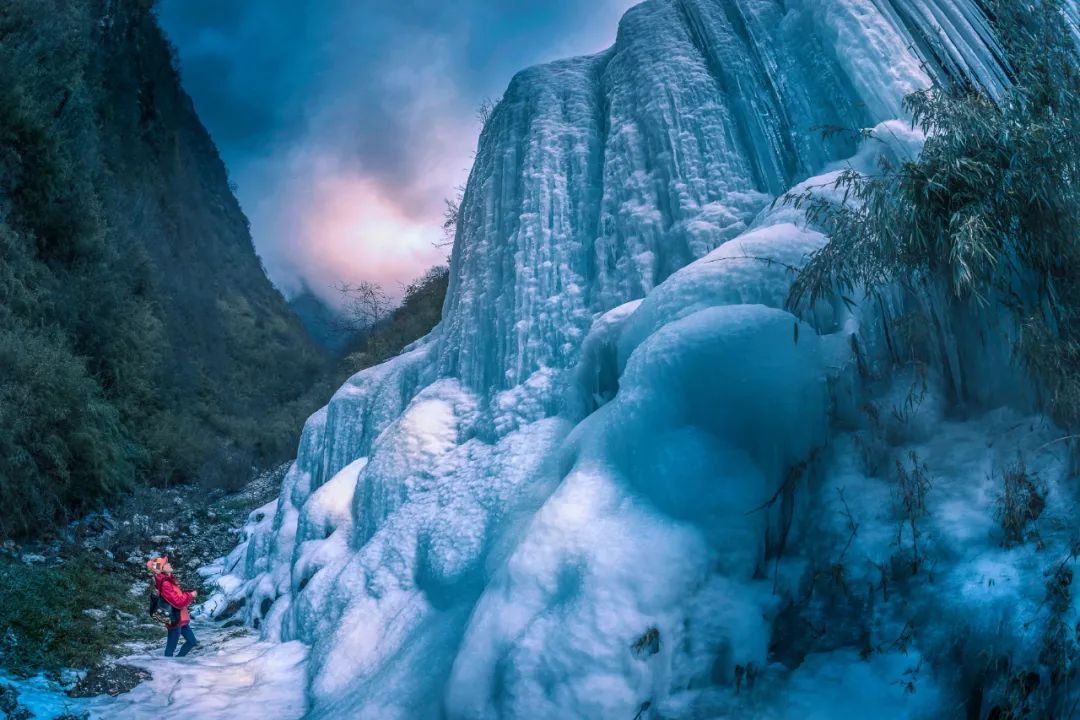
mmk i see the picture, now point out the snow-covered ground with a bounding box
[5,626,309,720]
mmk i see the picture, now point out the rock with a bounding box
[102,549,115,561]
[82,608,108,621]
[59,669,83,687]
[148,535,171,545]
[0,683,32,720]
[216,596,246,621]
[85,514,115,534]
[66,663,151,698]
[0,683,19,712]
[20,553,46,565]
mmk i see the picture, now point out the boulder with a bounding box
[67,664,151,698]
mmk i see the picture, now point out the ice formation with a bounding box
[200,1,1078,718]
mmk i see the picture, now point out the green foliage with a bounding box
[785,0,1080,425]
[0,325,137,537]
[0,552,154,676]
[0,0,328,536]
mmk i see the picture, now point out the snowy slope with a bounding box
[202,2,1079,718]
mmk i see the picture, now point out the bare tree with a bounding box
[476,96,499,126]
[435,185,465,248]
[335,280,390,333]
[441,197,460,247]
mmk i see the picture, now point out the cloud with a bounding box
[247,149,449,309]
[159,0,638,306]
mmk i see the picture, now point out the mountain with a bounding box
[204,1,1078,718]
[0,0,327,536]
[288,289,353,353]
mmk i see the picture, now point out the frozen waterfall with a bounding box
[200,1,1077,718]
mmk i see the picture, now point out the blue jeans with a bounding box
[165,625,198,657]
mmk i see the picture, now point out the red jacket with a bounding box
[154,573,195,628]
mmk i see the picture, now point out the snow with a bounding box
[444,302,828,718]
[95,631,309,719]
[789,393,1080,709]
[4,629,308,720]
[28,0,1068,718]
[776,649,943,719]
[616,222,833,366]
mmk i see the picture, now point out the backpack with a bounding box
[148,587,179,625]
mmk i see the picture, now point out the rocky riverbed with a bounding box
[0,467,287,719]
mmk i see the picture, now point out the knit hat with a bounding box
[146,556,169,574]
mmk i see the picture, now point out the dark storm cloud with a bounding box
[158,0,636,305]
[159,0,328,154]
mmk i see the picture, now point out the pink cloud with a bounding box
[249,150,449,310]
[230,0,638,313]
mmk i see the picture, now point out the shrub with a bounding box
[784,0,1080,426]
[340,265,450,373]
[995,458,1046,547]
[0,552,154,676]
[894,451,932,575]
[0,324,137,537]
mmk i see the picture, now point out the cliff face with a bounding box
[97,4,325,401]
[205,2,1074,719]
[0,0,325,535]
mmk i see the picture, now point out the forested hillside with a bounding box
[0,0,329,537]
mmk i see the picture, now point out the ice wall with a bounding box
[435,0,1008,398]
[206,1,1022,717]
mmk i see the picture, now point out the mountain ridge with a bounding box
[0,0,328,536]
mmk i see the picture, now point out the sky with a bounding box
[158,0,638,310]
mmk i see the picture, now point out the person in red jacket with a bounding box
[146,556,199,657]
